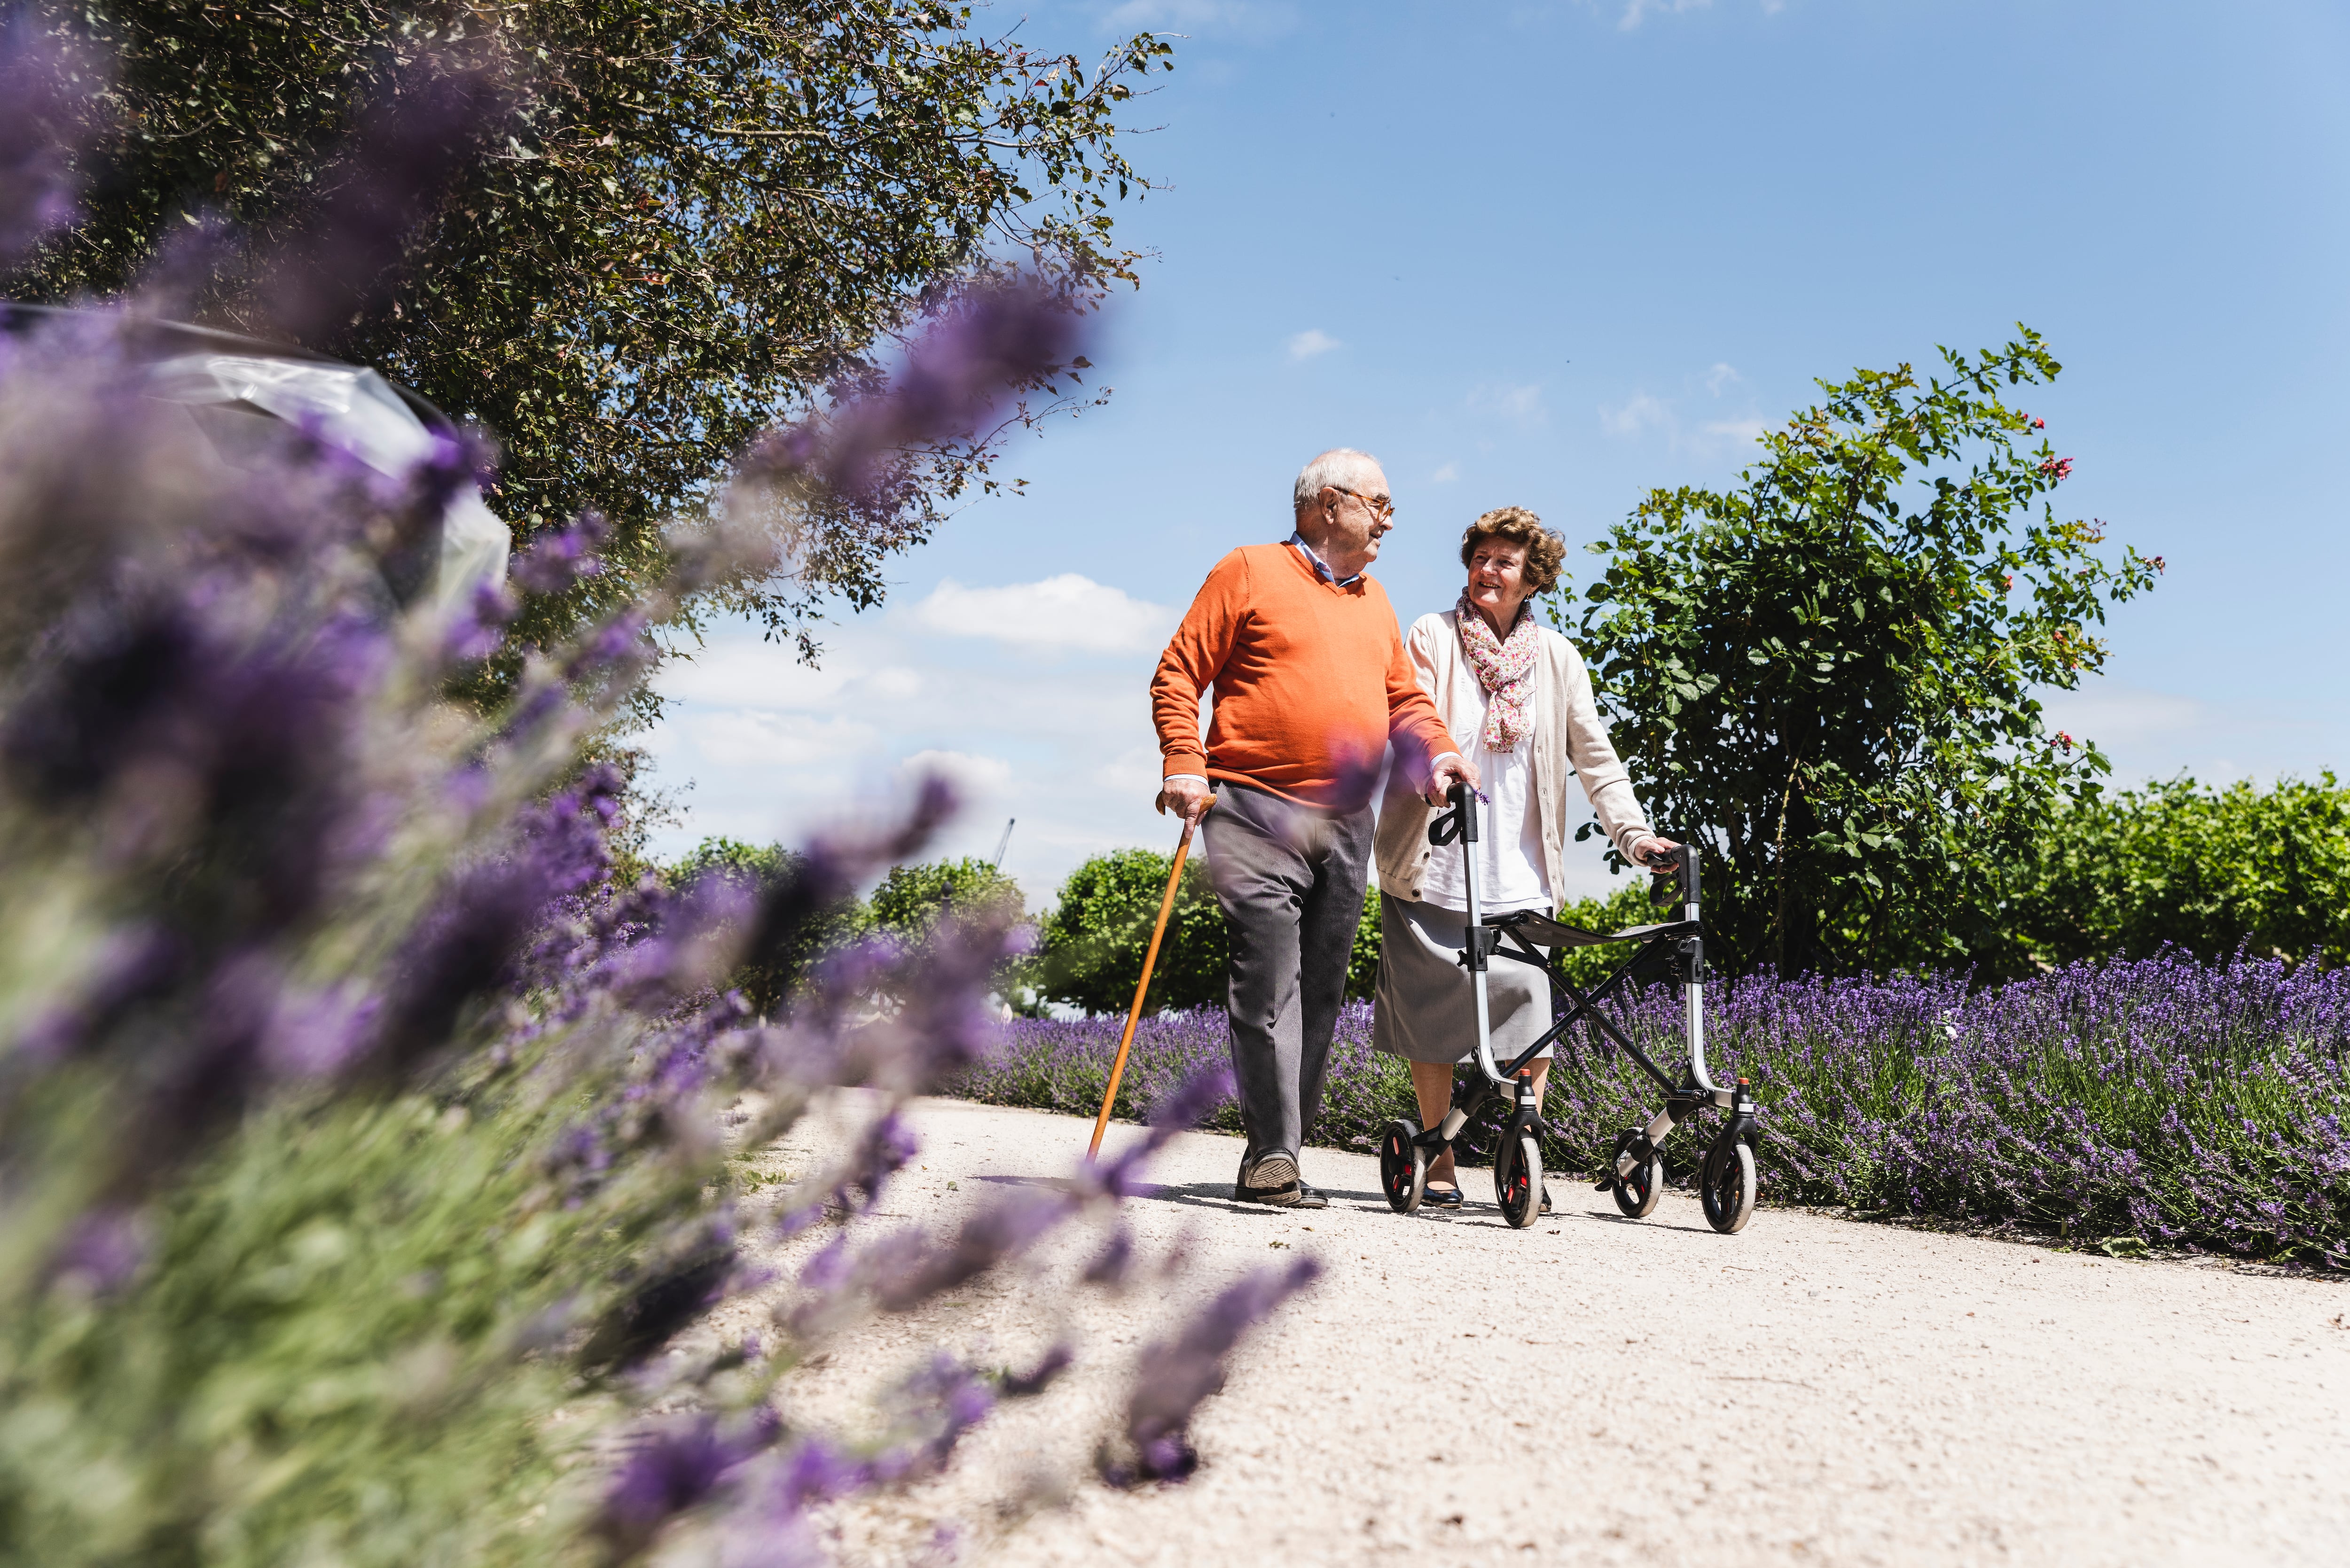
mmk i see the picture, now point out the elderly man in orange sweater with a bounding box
[1151,448,1477,1208]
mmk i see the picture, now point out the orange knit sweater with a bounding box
[1150,543,1453,811]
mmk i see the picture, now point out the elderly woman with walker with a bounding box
[1371,507,1681,1212]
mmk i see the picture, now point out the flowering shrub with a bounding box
[0,39,1307,1565]
[956,952,2350,1265]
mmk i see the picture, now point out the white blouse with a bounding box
[1414,653,1551,916]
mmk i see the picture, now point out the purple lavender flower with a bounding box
[0,94,1178,1563]
[742,281,1088,508]
[1104,1256,1321,1486]
[598,1407,782,1555]
[49,1205,148,1293]
[1000,1342,1075,1398]
[881,1353,998,1477]
[1081,1225,1136,1289]
[1089,1065,1238,1198]
[0,19,93,267]
[510,511,611,595]
[956,954,2350,1266]
[251,60,514,343]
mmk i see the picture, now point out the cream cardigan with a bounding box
[1373,611,1652,905]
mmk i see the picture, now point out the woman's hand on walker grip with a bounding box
[1632,834,1682,869]
[1423,752,1480,806]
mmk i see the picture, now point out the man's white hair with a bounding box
[1292,447,1383,512]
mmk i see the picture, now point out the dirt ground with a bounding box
[705,1095,2350,1568]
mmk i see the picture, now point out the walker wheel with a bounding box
[1494,1129,1543,1230]
[1379,1118,1426,1215]
[1700,1130,1757,1234]
[1612,1132,1664,1220]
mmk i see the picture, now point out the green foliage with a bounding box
[2003,774,2350,971]
[1028,846,1391,1018]
[0,1042,712,1565]
[669,842,1029,1013]
[1029,849,1649,1019]
[668,835,867,1016]
[870,855,1029,997]
[16,0,1172,704]
[870,856,1025,941]
[1551,878,1671,991]
[1346,893,1380,1004]
[1566,328,2160,977]
[1030,849,1230,1017]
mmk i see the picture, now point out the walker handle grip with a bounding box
[1427,779,1477,847]
[1641,841,1700,905]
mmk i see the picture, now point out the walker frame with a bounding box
[1377,780,1762,1233]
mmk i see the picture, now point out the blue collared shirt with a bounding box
[1286,530,1363,588]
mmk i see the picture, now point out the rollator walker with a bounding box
[1377,781,1762,1234]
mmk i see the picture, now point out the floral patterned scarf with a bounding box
[1454,592,1539,752]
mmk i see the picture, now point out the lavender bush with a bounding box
[0,34,1308,1566]
[955,953,2350,1264]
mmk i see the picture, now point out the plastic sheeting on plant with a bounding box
[146,353,509,608]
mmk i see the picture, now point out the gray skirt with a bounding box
[1372,892,1556,1065]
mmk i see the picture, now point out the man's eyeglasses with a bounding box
[1327,486,1395,521]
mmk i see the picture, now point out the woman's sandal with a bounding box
[1422,1182,1465,1211]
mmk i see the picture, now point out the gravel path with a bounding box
[724,1096,2350,1568]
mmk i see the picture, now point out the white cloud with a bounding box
[1101,0,1300,40]
[912,574,1175,654]
[685,710,879,770]
[1431,461,1460,483]
[1705,361,1741,396]
[899,749,1014,799]
[1619,0,1711,29]
[1286,328,1340,360]
[2038,686,2208,750]
[1603,391,1771,455]
[2029,683,2308,788]
[1599,390,1673,439]
[1095,746,1170,796]
[1609,0,1781,29]
[1469,382,1547,428]
[656,642,855,708]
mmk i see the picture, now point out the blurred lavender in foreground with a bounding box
[0,17,88,269]
[740,280,1087,511]
[1102,1255,1321,1486]
[0,56,1303,1562]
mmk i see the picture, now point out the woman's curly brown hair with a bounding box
[1459,506,1566,594]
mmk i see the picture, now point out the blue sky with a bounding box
[646,0,2350,905]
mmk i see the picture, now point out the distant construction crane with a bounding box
[991,817,1016,869]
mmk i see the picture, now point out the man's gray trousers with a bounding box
[1199,781,1375,1168]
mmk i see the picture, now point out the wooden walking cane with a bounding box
[1086,798,1212,1160]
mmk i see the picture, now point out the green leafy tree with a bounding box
[2003,774,2350,971]
[14,0,1170,709]
[1032,848,1388,1017]
[868,855,1028,994]
[672,843,1027,1012]
[668,835,869,1015]
[1565,328,2161,977]
[869,856,1022,933]
[1031,849,1228,1016]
